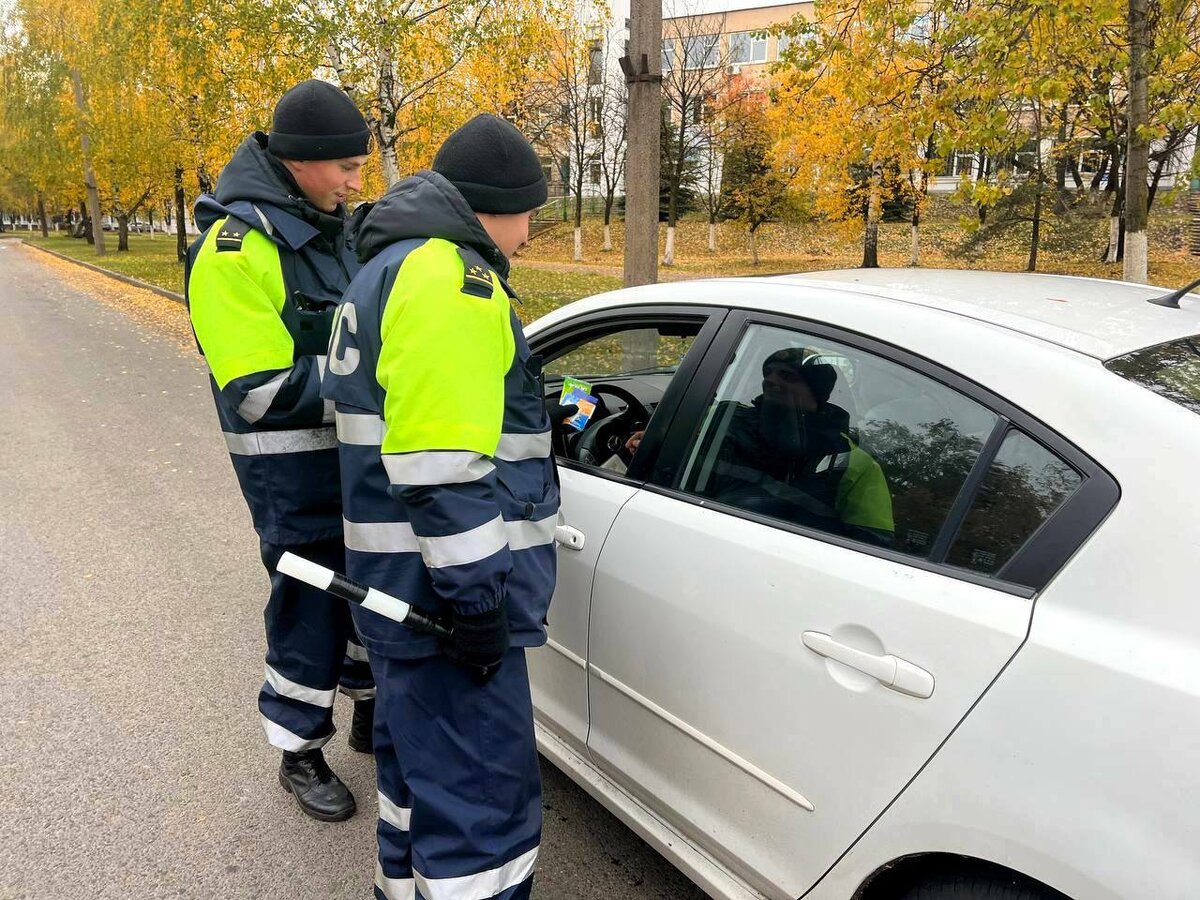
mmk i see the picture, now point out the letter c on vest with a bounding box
[328,302,360,376]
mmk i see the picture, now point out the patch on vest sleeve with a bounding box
[215,218,248,252]
[456,246,495,298]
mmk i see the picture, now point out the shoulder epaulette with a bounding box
[456,246,495,299]
[215,216,250,253]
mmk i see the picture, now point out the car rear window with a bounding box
[1106,336,1200,415]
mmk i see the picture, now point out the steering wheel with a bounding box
[573,384,651,467]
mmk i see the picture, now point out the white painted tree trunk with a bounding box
[708,222,717,253]
[1123,230,1148,282]
[910,224,920,266]
[573,227,583,262]
[1105,217,1121,263]
[662,226,676,266]
[603,224,612,252]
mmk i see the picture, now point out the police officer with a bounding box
[321,114,554,899]
[186,80,376,822]
[711,348,894,546]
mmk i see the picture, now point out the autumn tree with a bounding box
[660,2,735,266]
[594,30,628,252]
[276,0,564,187]
[0,37,75,236]
[719,86,787,265]
[772,0,952,268]
[540,3,608,261]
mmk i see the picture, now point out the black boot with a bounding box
[348,698,374,754]
[278,749,356,822]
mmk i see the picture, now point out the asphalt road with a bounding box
[0,240,707,900]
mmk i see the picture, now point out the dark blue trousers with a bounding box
[372,649,541,900]
[257,537,374,751]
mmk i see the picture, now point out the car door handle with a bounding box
[554,524,586,551]
[801,631,934,699]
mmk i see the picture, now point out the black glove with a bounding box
[445,604,510,682]
[545,400,579,427]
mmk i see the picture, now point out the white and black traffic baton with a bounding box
[277,552,453,640]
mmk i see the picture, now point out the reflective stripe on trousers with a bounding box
[344,515,557,556]
[224,426,337,456]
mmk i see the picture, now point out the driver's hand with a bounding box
[625,430,645,453]
[545,401,579,426]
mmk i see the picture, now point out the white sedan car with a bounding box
[523,268,1200,900]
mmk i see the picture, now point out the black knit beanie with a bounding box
[268,80,370,161]
[433,114,548,214]
[763,348,838,406]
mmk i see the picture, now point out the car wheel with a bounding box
[896,872,1061,900]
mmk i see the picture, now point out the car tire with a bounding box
[896,872,1060,900]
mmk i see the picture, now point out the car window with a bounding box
[543,321,704,474]
[947,431,1083,576]
[1106,335,1200,415]
[677,323,997,556]
[545,327,695,380]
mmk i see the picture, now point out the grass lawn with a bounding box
[21,231,186,294]
[523,196,1200,286]
[17,231,624,324]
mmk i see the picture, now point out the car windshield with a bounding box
[1106,336,1200,415]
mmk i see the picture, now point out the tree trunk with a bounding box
[1189,179,1200,256]
[1146,149,1172,211]
[708,218,717,253]
[862,163,882,268]
[175,167,188,262]
[1069,157,1084,191]
[1106,215,1122,263]
[1104,165,1126,263]
[80,199,93,244]
[71,68,106,255]
[573,178,584,262]
[148,207,155,240]
[663,188,678,266]
[1123,0,1150,282]
[909,219,920,267]
[749,226,759,266]
[117,214,130,251]
[1089,154,1111,193]
[37,192,49,238]
[603,201,614,251]
[1028,177,1043,272]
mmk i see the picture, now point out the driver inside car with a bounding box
[694,348,895,547]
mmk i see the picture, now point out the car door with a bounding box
[584,311,1115,899]
[526,307,726,753]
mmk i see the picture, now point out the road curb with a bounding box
[19,239,185,304]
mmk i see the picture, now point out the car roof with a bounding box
[775,269,1200,359]
[530,268,1200,360]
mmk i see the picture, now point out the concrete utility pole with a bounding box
[621,0,662,287]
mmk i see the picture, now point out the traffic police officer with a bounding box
[321,115,554,899]
[186,80,376,822]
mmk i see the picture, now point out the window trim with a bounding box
[528,305,728,487]
[647,309,1119,594]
